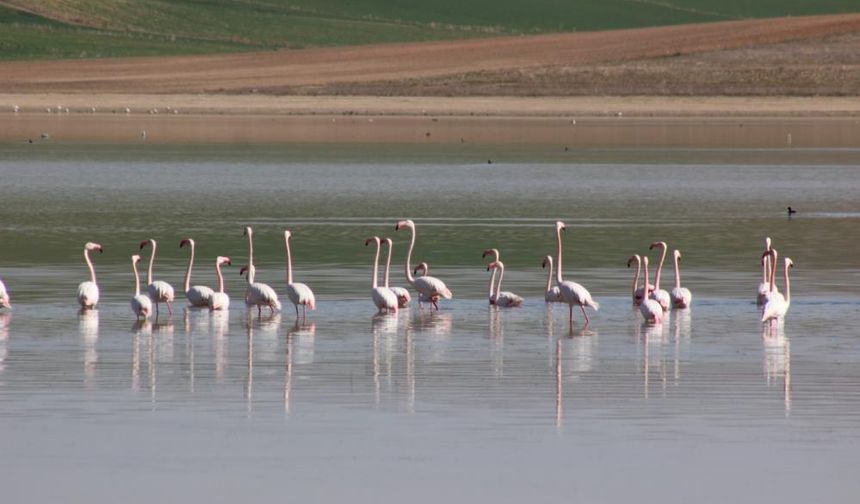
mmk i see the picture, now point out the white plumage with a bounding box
[130,254,152,319]
[208,256,231,311]
[242,265,282,315]
[670,249,692,309]
[648,241,671,311]
[76,242,103,309]
[638,256,663,325]
[180,238,214,308]
[0,278,11,308]
[757,237,774,305]
[542,255,563,303]
[627,254,645,306]
[487,261,523,307]
[284,230,316,318]
[383,238,411,308]
[367,237,398,314]
[395,219,452,310]
[140,239,175,317]
[762,254,793,324]
[553,221,599,325]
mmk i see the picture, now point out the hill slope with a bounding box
[1,0,859,60]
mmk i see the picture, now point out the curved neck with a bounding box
[184,241,195,292]
[555,227,564,285]
[285,235,293,285]
[383,242,392,288]
[545,258,554,293]
[147,241,156,285]
[216,262,225,293]
[783,261,791,304]
[769,251,778,292]
[371,241,380,288]
[404,226,416,285]
[488,268,497,301]
[494,264,505,302]
[245,266,255,285]
[631,258,640,295]
[247,232,254,267]
[762,253,770,283]
[654,245,667,290]
[84,248,96,284]
[643,259,651,293]
[133,261,141,296]
[673,253,681,290]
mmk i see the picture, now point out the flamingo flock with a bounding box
[0,220,796,328]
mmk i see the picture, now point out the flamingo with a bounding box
[487,261,523,307]
[382,238,411,308]
[670,250,692,309]
[394,219,452,310]
[242,226,280,315]
[482,248,500,304]
[130,254,152,320]
[180,238,214,308]
[542,255,562,303]
[366,236,398,314]
[761,248,783,308]
[284,230,316,319]
[757,237,774,305]
[553,221,599,325]
[627,254,645,306]
[0,277,8,309]
[208,256,231,311]
[762,251,793,325]
[639,256,664,325]
[240,264,281,315]
[76,242,103,309]
[648,241,671,311]
[412,262,433,304]
[140,239,175,317]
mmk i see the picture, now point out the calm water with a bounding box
[1,143,860,502]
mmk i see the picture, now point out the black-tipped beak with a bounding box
[98,246,104,253]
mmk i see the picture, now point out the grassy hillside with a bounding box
[1,0,858,60]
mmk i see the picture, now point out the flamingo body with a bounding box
[762,255,793,324]
[545,286,562,303]
[487,261,523,308]
[208,292,230,311]
[0,279,9,308]
[77,281,99,308]
[130,254,152,319]
[390,286,411,307]
[140,239,174,316]
[650,289,671,311]
[372,287,399,313]
[186,285,214,308]
[287,283,316,312]
[245,281,282,313]
[395,219,452,310]
[559,280,599,313]
[671,287,692,309]
[640,298,664,324]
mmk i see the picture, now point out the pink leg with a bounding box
[167,302,173,317]
[580,305,590,326]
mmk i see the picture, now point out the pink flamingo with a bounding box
[648,241,671,311]
[757,237,774,305]
[482,248,500,304]
[366,236,398,314]
[553,221,599,325]
[130,254,153,320]
[627,254,645,306]
[394,220,452,310]
[0,277,8,309]
[670,250,692,308]
[542,255,562,303]
[487,261,523,307]
[77,242,103,309]
[139,239,175,317]
[180,238,214,308]
[762,251,793,325]
[241,226,280,315]
[638,256,663,325]
[208,256,231,311]
[284,230,316,319]
[382,238,411,308]
[760,248,783,307]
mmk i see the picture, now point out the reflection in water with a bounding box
[762,323,791,414]
[184,310,208,393]
[285,331,293,414]
[555,339,562,431]
[131,320,151,393]
[285,321,316,414]
[638,323,669,399]
[0,312,10,372]
[211,311,229,383]
[78,309,99,384]
[409,311,452,364]
[488,308,503,378]
[154,320,175,363]
[372,315,397,407]
[672,309,692,384]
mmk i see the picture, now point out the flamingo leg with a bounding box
[257,305,262,317]
[580,305,590,326]
[568,304,574,322]
[167,302,173,317]
[295,304,299,318]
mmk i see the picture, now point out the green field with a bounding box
[1,0,858,60]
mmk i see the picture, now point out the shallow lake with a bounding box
[1,140,859,502]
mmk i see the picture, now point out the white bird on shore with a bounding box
[76,242,103,309]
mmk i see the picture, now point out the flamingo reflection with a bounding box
[78,309,99,384]
[762,323,791,414]
[0,312,11,372]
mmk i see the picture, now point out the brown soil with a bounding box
[1,14,860,95]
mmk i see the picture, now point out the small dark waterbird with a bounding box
[787,206,797,217]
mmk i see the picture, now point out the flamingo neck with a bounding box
[133,261,141,296]
[494,264,505,303]
[371,241,380,288]
[84,247,96,284]
[642,259,651,293]
[631,258,641,296]
[769,251,778,292]
[488,268,497,301]
[555,227,564,285]
[246,266,255,284]
[147,241,156,285]
[654,245,667,291]
[184,241,195,293]
[247,233,254,268]
[383,241,392,288]
[783,260,791,305]
[404,226,416,285]
[545,258,553,293]
[673,253,681,290]
[216,262,225,293]
[762,253,770,283]
[285,235,294,285]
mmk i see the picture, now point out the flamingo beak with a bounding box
[225,259,232,266]
[139,241,147,250]
[179,239,189,248]
[98,246,104,253]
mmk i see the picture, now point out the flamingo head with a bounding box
[674,250,682,261]
[642,256,650,267]
[761,249,776,266]
[394,219,414,231]
[284,230,292,241]
[413,262,428,276]
[383,237,393,247]
[243,226,252,237]
[365,236,380,247]
[239,265,248,277]
[139,239,153,250]
[487,261,502,271]
[217,256,231,267]
[179,238,193,249]
[649,241,667,251]
[627,254,640,268]
[85,242,103,253]
[785,257,794,269]
[542,255,552,269]
[131,254,141,264]
[765,236,772,250]
[555,221,565,232]
[481,248,499,261]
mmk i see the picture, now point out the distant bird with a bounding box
[394,219,452,310]
[627,254,645,306]
[787,206,797,216]
[553,221,599,325]
[762,253,794,325]
[139,239,175,317]
[648,241,671,311]
[487,261,523,307]
[180,238,214,308]
[542,255,562,303]
[382,237,410,308]
[670,249,692,309]
[284,230,316,319]
[12,105,19,113]
[76,242,103,309]
[208,256,231,311]
[130,254,152,320]
[366,236,398,314]
[638,256,663,325]
[0,277,10,309]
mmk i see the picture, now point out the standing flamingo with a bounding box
[130,254,153,320]
[762,251,793,325]
[542,255,562,303]
[240,264,281,315]
[761,248,783,308]
[366,236,398,314]
[627,254,645,306]
[77,242,103,309]
[639,256,664,325]
[670,250,692,309]
[140,239,175,317]
[0,277,8,309]
[553,221,599,325]
[394,219,452,310]
[284,230,316,319]
[648,241,671,311]
[482,248,500,304]
[208,256,231,311]
[180,238,214,308]
[382,238,411,308]
[412,262,432,304]
[757,237,774,305]
[487,261,523,307]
